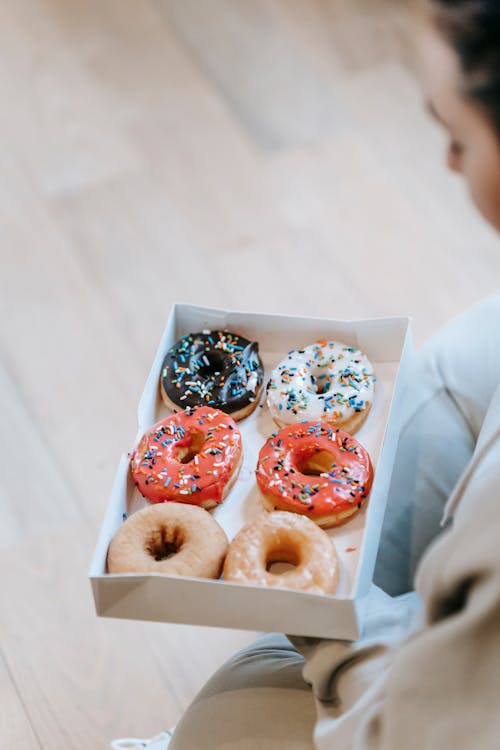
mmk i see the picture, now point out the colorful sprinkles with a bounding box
[130,406,242,507]
[256,421,373,525]
[160,330,264,415]
[267,340,375,427]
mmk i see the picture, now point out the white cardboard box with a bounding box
[90,304,412,639]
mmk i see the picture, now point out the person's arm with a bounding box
[292,466,500,749]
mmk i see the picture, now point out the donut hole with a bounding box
[197,353,226,378]
[146,526,184,561]
[174,429,206,464]
[267,560,297,574]
[310,369,332,395]
[265,541,301,575]
[295,450,337,476]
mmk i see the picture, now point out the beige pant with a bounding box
[169,633,316,750]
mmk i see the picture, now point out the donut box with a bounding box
[90,304,412,640]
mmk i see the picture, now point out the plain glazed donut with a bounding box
[131,406,243,509]
[107,503,228,578]
[267,340,375,434]
[160,330,264,420]
[223,511,338,595]
[256,422,373,528]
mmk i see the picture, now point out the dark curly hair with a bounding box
[430,0,500,134]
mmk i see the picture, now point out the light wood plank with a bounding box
[0,2,138,198]
[0,356,85,546]
[158,0,352,149]
[0,648,42,750]
[0,202,143,526]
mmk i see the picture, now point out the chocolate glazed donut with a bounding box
[160,331,264,420]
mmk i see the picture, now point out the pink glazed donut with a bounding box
[131,406,243,510]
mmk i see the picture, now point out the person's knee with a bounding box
[170,686,316,750]
[170,634,315,750]
[195,634,308,701]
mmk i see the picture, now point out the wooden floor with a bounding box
[1,1,499,747]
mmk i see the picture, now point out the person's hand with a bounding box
[288,585,423,702]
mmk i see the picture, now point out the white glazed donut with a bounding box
[266,340,375,434]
